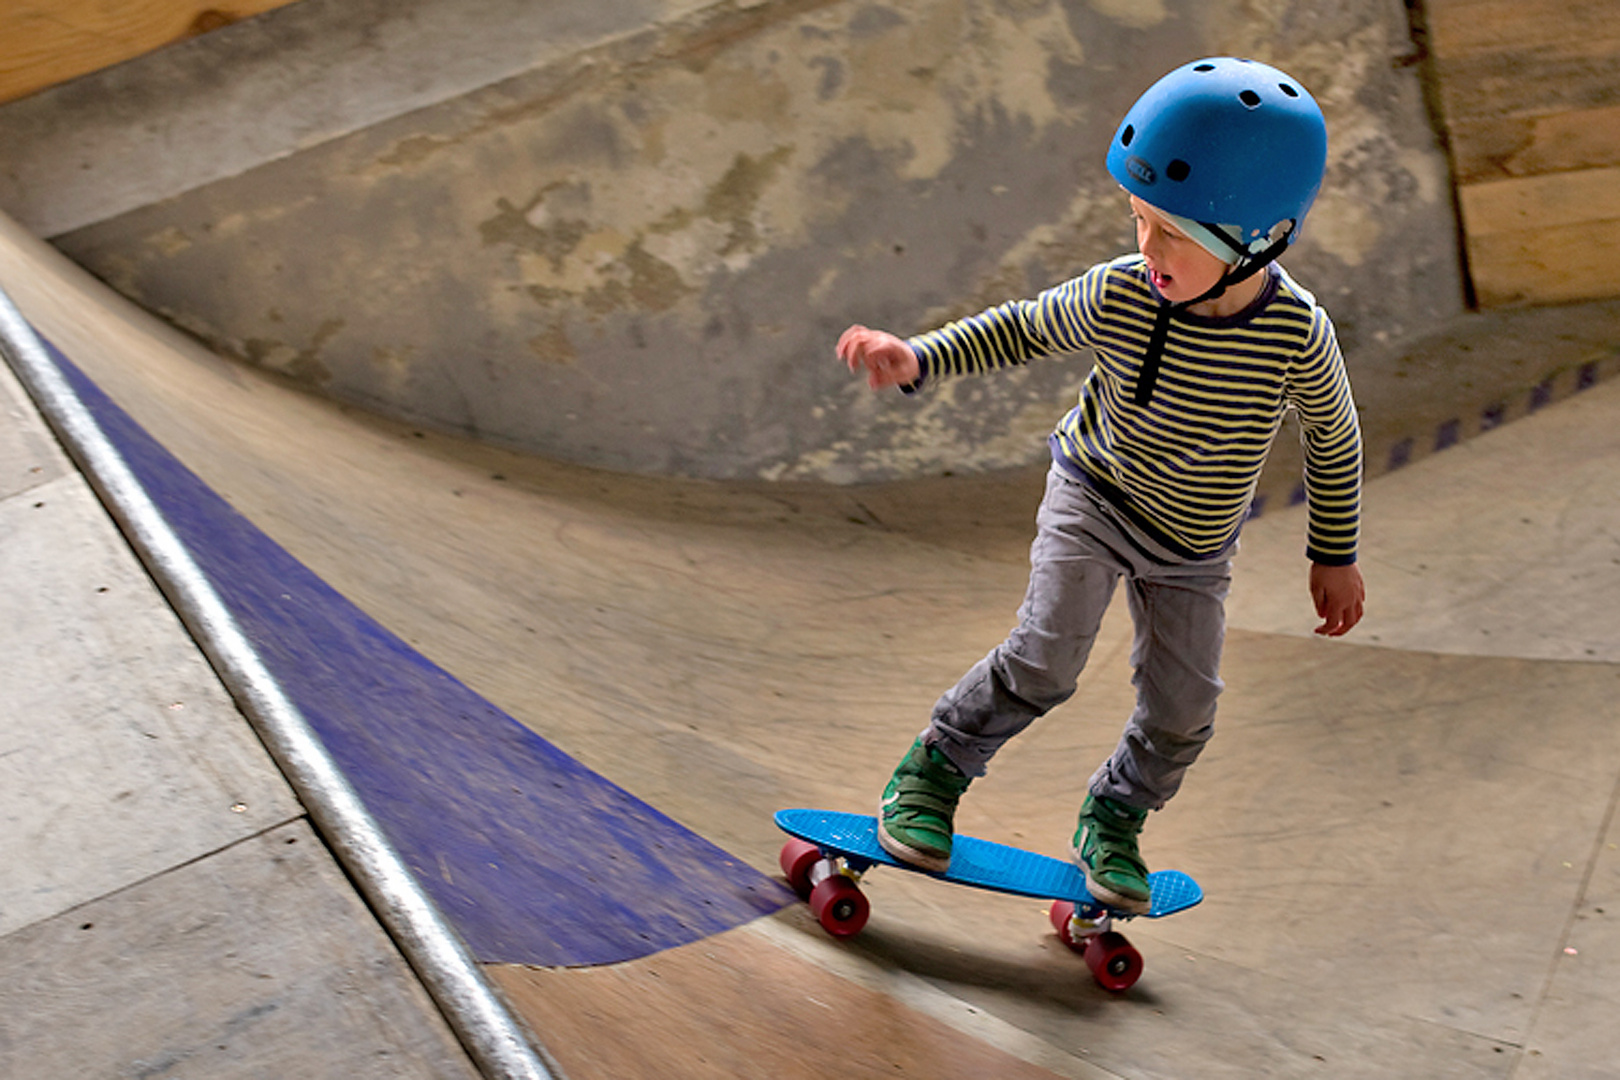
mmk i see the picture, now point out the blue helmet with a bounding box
[1106,57,1328,265]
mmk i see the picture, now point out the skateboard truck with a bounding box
[1048,899,1143,991]
[781,841,872,938]
[806,850,866,891]
[1061,902,1113,940]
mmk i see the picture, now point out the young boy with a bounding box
[837,57,1365,913]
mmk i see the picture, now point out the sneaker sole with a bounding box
[877,816,951,873]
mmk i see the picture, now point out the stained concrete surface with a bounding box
[4,188,1620,1080]
[0,0,715,240]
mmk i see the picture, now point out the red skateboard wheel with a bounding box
[779,838,821,899]
[1049,900,1077,947]
[809,875,869,938]
[1084,931,1143,992]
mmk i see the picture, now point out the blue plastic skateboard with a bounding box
[775,808,1202,991]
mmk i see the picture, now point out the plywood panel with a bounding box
[1427,0,1619,59]
[1425,0,1620,306]
[1459,166,1620,236]
[0,1,302,105]
[1448,104,1620,184]
[1432,41,1620,126]
[0,822,480,1080]
[0,469,305,940]
[1465,217,1620,307]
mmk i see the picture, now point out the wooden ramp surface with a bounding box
[0,0,301,106]
[1427,0,1620,306]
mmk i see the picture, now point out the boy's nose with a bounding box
[1139,225,1165,263]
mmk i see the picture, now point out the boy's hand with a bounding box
[838,325,921,390]
[1309,562,1365,637]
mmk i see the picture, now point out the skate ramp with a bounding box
[5,207,1620,1077]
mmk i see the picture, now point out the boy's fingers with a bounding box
[838,326,918,389]
[867,353,896,389]
[837,325,871,370]
[1342,599,1365,634]
[1309,564,1365,636]
[1313,595,1364,636]
[1311,587,1338,634]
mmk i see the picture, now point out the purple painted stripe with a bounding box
[47,339,789,967]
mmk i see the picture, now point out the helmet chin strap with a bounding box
[1133,231,1292,407]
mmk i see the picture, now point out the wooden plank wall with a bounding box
[0,1,302,107]
[1426,0,1620,306]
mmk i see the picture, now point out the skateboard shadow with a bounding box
[834,916,1172,1012]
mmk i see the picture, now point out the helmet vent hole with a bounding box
[1239,89,1262,108]
[1193,63,1216,72]
[1279,83,1299,98]
[1166,159,1191,182]
[1121,124,1135,147]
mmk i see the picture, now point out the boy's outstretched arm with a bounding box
[838,325,921,390]
[1309,561,1365,637]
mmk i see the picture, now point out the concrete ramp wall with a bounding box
[0,0,1463,482]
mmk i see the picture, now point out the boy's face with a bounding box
[1129,196,1232,306]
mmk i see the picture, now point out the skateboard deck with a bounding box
[776,808,1201,915]
[774,807,1203,991]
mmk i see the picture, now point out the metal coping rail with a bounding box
[0,285,561,1080]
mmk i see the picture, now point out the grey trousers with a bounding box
[924,466,1231,811]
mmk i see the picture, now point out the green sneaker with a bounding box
[877,738,971,872]
[1072,793,1152,914]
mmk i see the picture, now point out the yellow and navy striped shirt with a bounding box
[908,255,1361,564]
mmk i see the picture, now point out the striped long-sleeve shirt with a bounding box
[907,254,1362,564]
